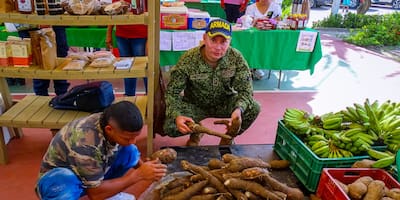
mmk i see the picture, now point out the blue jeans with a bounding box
[18,26,70,96]
[36,145,140,200]
[116,37,148,96]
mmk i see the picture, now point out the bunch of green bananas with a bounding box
[320,112,343,130]
[340,127,376,155]
[340,99,400,153]
[367,149,396,168]
[283,108,311,135]
[282,99,400,160]
[306,134,353,158]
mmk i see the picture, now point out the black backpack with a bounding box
[49,81,115,113]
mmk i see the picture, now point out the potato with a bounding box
[363,180,385,200]
[386,188,400,200]
[348,181,367,199]
[354,176,373,186]
[150,148,177,164]
[334,178,348,194]
[351,159,376,168]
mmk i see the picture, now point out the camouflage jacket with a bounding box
[165,45,254,119]
[39,113,118,188]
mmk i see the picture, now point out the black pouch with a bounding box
[49,81,115,113]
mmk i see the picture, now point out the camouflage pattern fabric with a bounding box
[164,45,260,137]
[39,113,118,188]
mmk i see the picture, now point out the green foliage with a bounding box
[312,13,385,29]
[313,12,400,46]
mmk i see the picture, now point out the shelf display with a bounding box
[0,1,160,164]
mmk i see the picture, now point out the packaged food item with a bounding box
[89,57,115,68]
[103,1,129,15]
[35,0,48,15]
[254,18,277,30]
[160,5,188,30]
[67,52,90,61]
[188,10,210,30]
[6,36,32,67]
[16,0,35,14]
[114,57,133,69]
[92,50,115,59]
[65,0,100,15]
[47,0,64,15]
[0,42,11,66]
[38,28,57,70]
[29,30,43,67]
[63,59,88,70]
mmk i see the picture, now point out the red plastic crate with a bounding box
[317,168,400,200]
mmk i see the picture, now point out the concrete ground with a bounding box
[254,31,400,114]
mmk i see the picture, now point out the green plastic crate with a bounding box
[273,120,371,192]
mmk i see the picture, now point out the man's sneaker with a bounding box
[106,192,135,200]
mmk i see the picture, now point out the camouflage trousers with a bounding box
[164,98,260,137]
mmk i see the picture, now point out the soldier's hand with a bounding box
[176,116,194,134]
[231,108,242,126]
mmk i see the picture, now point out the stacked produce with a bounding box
[334,176,400,200]
[149,154,304,200]
[283,99,400,165]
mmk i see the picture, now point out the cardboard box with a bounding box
[160,6,188,30]
[188,10,210,30]
[9,40,31,67]
[0,42,11,66]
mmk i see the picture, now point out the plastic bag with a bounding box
[138,172,192,200]
[65,0,100,15]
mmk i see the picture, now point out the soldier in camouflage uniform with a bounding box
[164,19,260,146]
[36,101,167,200]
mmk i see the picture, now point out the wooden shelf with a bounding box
[0,57,147,79]
[0,95,147,129]
[0,12,148,26]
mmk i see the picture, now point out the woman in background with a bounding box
[245,0,282,20]
[221,0,249,23]
[106,0,148,96]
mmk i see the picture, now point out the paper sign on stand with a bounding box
[296,31,318,52]
[160,31,172,51]
[172,31,198,51]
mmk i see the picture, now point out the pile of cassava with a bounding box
[152,153,303,200]
[335,176,400,200]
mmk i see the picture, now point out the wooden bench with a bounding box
[0,95,147,164]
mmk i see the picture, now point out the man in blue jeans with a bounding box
[19,26,70,96]
[106,4,148,96]
[36,101,167,200]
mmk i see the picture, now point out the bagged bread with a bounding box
[29,30,43,67]
[38,28,57,70]
[63,59,88,70]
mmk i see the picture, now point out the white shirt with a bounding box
[245,2,282,19]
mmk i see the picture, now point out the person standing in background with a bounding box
[342,0,350,13]
[245,0,282,20]
[18,26,70,96]
[106,0,148,96]
[221,0,249,23]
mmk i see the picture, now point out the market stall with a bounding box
[160,28,322,74]
[0,26,322,74]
